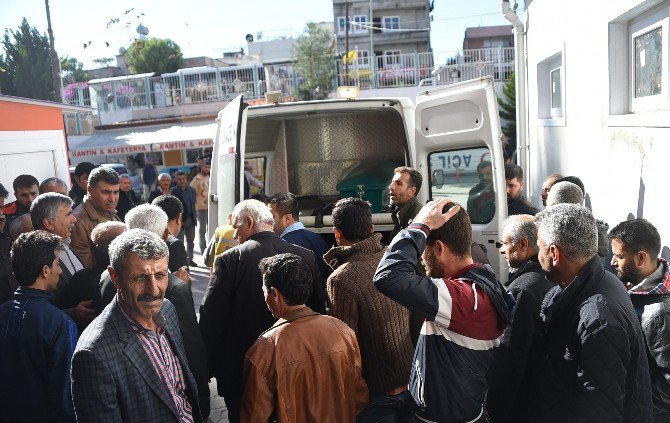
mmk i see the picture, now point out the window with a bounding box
[357,50,370,67]
[145,152,163,166]
[337,17,346,34]
[186,148,203,164]
[383,16,400,30]
[609,1,670,117]
[384,50,402,67]
[550,66,562,117]
[353,15,368,33]
[629,6,668,111]
[537,51,565,125]
[428,147,495,224]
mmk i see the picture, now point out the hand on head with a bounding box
[413,198,461,231]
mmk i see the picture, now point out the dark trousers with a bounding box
[178,216,196,261]
[358,391,416,423]
[223,392,242,423]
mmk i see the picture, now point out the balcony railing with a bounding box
[336,47,515,89]
[65,47,514,121]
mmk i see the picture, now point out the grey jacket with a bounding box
[71,298,203,422]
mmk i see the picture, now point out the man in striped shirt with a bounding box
[374,198,513,422]
[72,229,203,422]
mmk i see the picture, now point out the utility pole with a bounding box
[345,1,350,85]
[45,0,63,102]
[369,0,375,87]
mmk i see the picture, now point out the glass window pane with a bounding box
[635,26,663,98]
[551,68,561,109]
[428,147,495,224]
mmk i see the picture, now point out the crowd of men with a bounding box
[0,160,667,423]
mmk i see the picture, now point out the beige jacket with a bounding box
[190,173,209,211]
[70,197,121,268]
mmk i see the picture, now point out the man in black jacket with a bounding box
[487,214,554,422]
[609,219,670,421]
[529,204,652,422]
[199,199,326,423]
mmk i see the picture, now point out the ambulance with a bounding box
[208,76,510,279]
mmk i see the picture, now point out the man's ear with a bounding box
[635,250,649,267]
[408,185,417,198]
[40,263,51,279]
[433,239,447,257]
[370,224,375,236]
[334,227,343,243]
[517,237,529,250]
[42,217,55,232]
[177,212,183,226]
[108,266,121,290]
[549,244,560,265]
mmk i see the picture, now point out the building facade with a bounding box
[463,25,513,50]
[522,0,670,256]
[332,0,432,64]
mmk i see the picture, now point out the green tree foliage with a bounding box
[292,22,335,101]
[61,57,88,83]
[125,38,183,74]
[497,72,516,160]
[0,18,55,100]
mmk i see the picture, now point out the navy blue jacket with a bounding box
[282,228,332,281]
[0,287,78,422]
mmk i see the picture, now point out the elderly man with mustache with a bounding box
[71,229,204,422]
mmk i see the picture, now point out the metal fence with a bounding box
[63,111,99,136]
[335,47,514,89]
[430,47,515,85]
[70,47,513,115]
[85,64,282,112]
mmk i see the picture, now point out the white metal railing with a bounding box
[86,64,271,113]
[430,47,515,85]
[78,47,513,118]
[334,47,514,89]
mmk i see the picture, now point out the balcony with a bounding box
[336,47,515,89]
[64,47,514,126]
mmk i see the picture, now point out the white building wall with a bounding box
[525,0,670,257]
[0,130,71,202]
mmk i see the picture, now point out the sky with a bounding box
[0,0,518,69]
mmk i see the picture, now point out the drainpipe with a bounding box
[502,1,529,198]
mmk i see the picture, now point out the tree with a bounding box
[292,22,335,101]
[61,57,88,83]
[125,38,183,74]
[0,18,55,100]
[497,72,516,161]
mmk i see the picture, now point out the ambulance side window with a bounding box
[428,147,495,224]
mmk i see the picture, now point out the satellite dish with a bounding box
[245,33,254,43]
[119,47,126,55]
[136,24,149,36]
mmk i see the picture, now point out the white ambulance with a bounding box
[208,77,509,279]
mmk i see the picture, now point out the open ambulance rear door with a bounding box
[208,95,245,240]
[413,76,508,280]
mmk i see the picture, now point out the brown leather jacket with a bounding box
[241,307,368,422]
[70,196,121,268]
